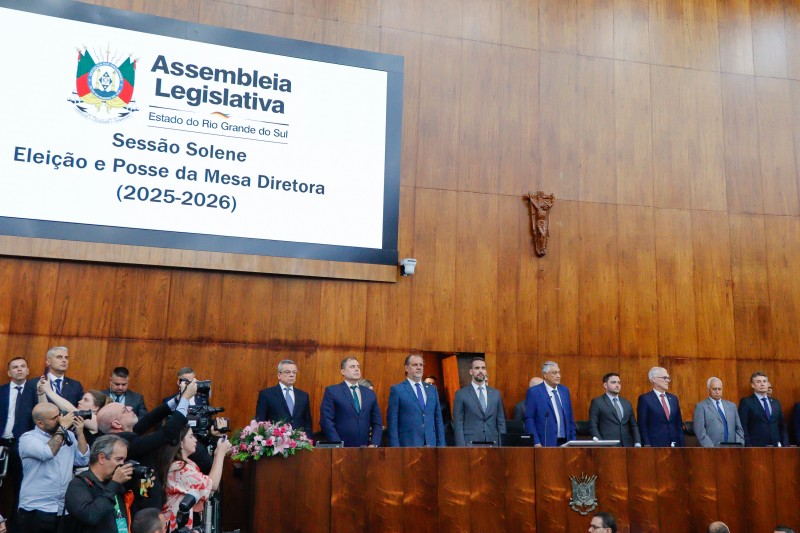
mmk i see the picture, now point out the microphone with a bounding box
[544,410,549,447]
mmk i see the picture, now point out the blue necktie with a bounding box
[53,378,62,396]
[553,389,566,439]
[415,383,425,410]
[284,387,294,416]
[761,397,771,419]
[716,400,729,443]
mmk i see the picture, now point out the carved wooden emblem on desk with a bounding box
[526,191,555,256]
[569,473,598,515]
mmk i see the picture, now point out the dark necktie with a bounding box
[284,387,294,415]
[716,400,729,442]
[553,389,566,439]
[350,385,361,414]
[415,383,425,410]
[613,397,623,420]
[478,386,487,411]
[761,396,771,418]
[12,386,24,436]
[53,378,63,396]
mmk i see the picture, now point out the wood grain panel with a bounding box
[655,209,698,357]
[194,0,248,30]
[578,203,619,356]
[104,339,166,414]
[50,262,116,338]
[331,448,366,533]
[729,214,774,359]
[721,73,763,214]
[649,0,686,67]
[614,0,650,62]
[165,271,223,342]
[764,216,800,360]
[410,189,457,351]
[786,2,800,80]
[691,210,736,358]
[619,355,660,403]
[651,66,691,209]
[215,273,272,344]
[687,69,727,212]
[501,0,539,49]
[468,448,506,530]
[317,280,367,348]
[686,445,721,528]
[774,449,800,529]
[537,200,579,356]
[626,447,660,532]
[534,449,568,531]
[462,0,502,43]
[422,0,463,39]
[0,259,14,334]
[415,35,461,190]
[128,0,199,20]
[267,277,322,346]
[578,57,616,203]
[363,448,405,531]
[497,46,539,197]
[501,448,536,532]
[617,205,658,357]
[3,258,58,335]
[437,448,471,531]
[493,354,542,420]
[403,448,438,532]
[756,76,800,216]
[539,53,578,201]
[108,267,170,340]
[381,0,423,32]
[716,0,755,75]
[458,41,502,194]
[539,0,577,53]
[741,448,778,528]
[655,449,690,531]
[683,0,720,71]
[455,192,498,353]
[751,0,789,78]
[615,60,653,207]
[577,0,614,58]
[713,447,746,530]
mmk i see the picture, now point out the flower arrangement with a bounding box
[229,420,314,461]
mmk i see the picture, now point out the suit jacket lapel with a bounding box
[602,394,622,421]
[342,382,360,415]
[403,381,424,412]
[468,385,485,415]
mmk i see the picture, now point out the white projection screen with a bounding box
[0,0,403,281]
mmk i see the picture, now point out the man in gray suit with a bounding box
[588,372,641,446]
[694,377,743,447]
[453,357,506,446]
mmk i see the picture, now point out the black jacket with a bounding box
[65,469,128,533]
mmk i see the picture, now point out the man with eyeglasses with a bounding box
[255,359,312,434]
[524,361,576,447]
[588,511,617,532]
[738,371,788,447]
[637,367,684,447]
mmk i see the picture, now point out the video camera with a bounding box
[180,379,229,444]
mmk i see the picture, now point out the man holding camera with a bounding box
[16,403,89,532]
[65,434,133,533]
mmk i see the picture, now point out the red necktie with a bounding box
[660,393,670,419]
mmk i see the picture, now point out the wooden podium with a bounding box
[246,447,800,532]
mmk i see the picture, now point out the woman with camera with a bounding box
[37,376,109,446]
[153,426,232,531]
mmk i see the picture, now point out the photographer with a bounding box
[16,404,88,533]
[65,434,133,533]
[37,376,109,446]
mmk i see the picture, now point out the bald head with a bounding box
[529,377,544,388]
[708,522,730,533]
[97,402,136,433]
[32,402,59,422]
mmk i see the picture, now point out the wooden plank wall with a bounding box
[3,0,800,466]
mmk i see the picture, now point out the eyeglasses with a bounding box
[656,376,671,381]
[280,370,298,375]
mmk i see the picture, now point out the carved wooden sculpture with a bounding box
[527,191,555,257]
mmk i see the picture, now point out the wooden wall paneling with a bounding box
[289,13,326,44]
[537,200,580,357]
[793,81,800,202]
[415,35,462,190]
[493,353,541,420]
[381,0,423,32]
[687,69,727,212]
[716,0,755,75]
[614,0,650,62]
[590,448,631,533]
[454,192,499,353]
[211,344,274,430]
[495,195,538,355]
[618,356,660,405]
[736,359,777,404]
[578,57,616,204]
[108,266,170,340]
[534,449,569,531]
[539,0,577,53]
[764,216,800,360]
[437,448,471,531]
[654,209,698,357]
[771,360,800,421]
[501,448,536,532]
[365,187,413,350]
[617,205,658,357]
[773,450,800,530]
[0,259,16,334]
[410,189,458,351]
[361,349,409,422]
[691,210,736,358]
[626,448,660,532]
[648,0,687,67]
[194,0,248,29]
[402,448,438,533]
[50,262,116,338]
[165,270,223,342]
[55,337,110,398]
[0,334,58,374]
[741,448,778,528]
[721,73,763,214]
[380,29,421,188]
[673,357,739,409]
[729,214,774,359]
[683,0,721,71]
[750,0,789,78]
[159,340,218,395]
[572,356,620,421]
[497,46,540,197]
[615,60,653,207]
[422,0,463,39]
[786,2,800,80]
[685,449,719,531]
[331,0,381,27]
[104,339,166,414]
[578,203,619,357]
[321,19,381,52]
[215,273,272,344]
[577,0,614,59]
[651,66,691,209]
[331,448,366,533]
[266,277,322,346]
[501,0,539,49]
[363,448,406,530]
[713,448,746,530]
[317,280,367,348]
[756,76,800,216]
[128,0,199,20]
[539,52,579,200]
[462,0,502,43]
[457,41,502,194]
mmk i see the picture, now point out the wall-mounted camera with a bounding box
[400,258,417,276]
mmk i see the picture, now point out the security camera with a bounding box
[400,258,417,276]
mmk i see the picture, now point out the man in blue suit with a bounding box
[320,356,383,447]
[637,367,685,447]
[28,346,84,406]
[387,354,445,447]
[524,361,577,446]
[1,357,37,518]
[254,359,313,434]
[739,371,788,447]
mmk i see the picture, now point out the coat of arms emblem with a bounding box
[69,47,138,123]
[569,473,598,515]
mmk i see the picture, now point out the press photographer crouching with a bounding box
[65,434,133,532]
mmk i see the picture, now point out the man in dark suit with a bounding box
[29,346,84,406]
[694,377,744,447]
[0,356,37,518]
[588,372,641,446]
[739,371,788,447]
[792,401,800,445]
[512,377,543,421]
[319,356,382,447]
[637,366,684,447]
[255,359,312,434]
[387,354,445,447]
[452,357,506,446]
[104,367,147,418]
[524,361,577,446]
